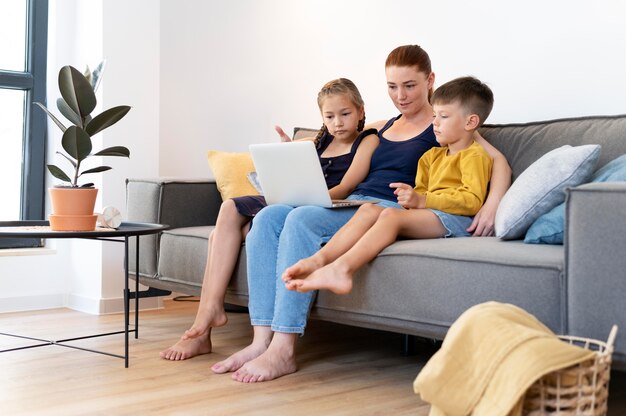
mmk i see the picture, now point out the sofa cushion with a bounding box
[207,150,259,200]
[495,144,600,240]
[158,226,251,299]
[312,237,566,336]
[524,153,626,244]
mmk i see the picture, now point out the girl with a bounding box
[160,78,379,361]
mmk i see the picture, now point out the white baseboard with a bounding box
[0,294,164,315]
[0,294,66,313]
[67,293,163,315]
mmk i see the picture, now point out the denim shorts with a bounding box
[347,194,402,209]
[429,209,473,238]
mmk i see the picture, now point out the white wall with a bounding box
[0,0,161,314]
[159,0,626,178]
[2,0,625,313]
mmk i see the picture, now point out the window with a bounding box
[0,0,48,248]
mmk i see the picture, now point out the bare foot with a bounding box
[287,262,354,295]
[232,346,297,383]
[282,255,326,283]
[182,304,228,340]
[211,341,269,374]
[159,331,212,361]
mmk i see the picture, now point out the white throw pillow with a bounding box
[495,144,601,240]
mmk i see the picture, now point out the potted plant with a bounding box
[35,62,130,231]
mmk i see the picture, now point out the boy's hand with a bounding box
[275,125,292,142]
[390,183,424,209]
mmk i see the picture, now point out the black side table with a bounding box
[0,221,169,367]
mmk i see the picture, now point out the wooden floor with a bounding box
[0,300,625,415]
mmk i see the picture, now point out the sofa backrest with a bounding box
[479,115,626,181]
[293,127,319,140]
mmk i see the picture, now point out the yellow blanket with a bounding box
[413,302,596,416]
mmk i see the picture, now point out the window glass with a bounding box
[0,0,28,71]
[0,89,26,220]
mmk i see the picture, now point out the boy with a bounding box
[282,76,494,295]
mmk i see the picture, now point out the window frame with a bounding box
[0,0,48,248]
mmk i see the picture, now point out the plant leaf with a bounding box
[58,65,97,118]
[85,106,131,136]
[33,102,67,132]
[91,60,106,92]
[56,151,77,168]
[47,164,72,183]
[80,166,112,175]
[83,65,92,87]
[62,126,92,162]
[94,146,130,157]
[56,97,82,127]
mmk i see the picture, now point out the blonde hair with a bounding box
[315,78,366,144]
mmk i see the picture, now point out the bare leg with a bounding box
[282,203,384,283]
[211,325,274,374]
[232,332,298,383]
[160,199,250,361]
[290,208,445,294]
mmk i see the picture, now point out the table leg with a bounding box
[124,235,130,368]
[135,235,140,339]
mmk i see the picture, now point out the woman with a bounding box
[214,45,512,382]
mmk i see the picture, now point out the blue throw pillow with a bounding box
[524,153,626,244]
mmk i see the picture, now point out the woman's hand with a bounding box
[390,183,424,209]
[466,198,498,236]
[275,125,292,142]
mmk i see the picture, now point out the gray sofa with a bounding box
[126,115,626,367]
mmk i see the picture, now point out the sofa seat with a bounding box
[155,224,565,339]
[315,238,564,339]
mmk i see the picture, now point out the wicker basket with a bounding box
[523,325,618,416]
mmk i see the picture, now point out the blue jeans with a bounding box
[245,195,399,334]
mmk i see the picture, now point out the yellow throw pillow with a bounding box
[207,150,260,200]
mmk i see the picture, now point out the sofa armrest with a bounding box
[125,178,222,277]
[565,182,626,362]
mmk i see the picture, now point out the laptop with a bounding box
[248,141,377,208]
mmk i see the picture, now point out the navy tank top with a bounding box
[353,115,438,201]
[317,128,377,189]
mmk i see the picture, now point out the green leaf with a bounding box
[58,65,97,118]
[94,146,130,157]
[33,102,67,132]
[83,65,92,87]
[56,98,82,127]
[47,164,72,183]
[57,151,77,168]
[91,60,106,92]
[81,166,112,175]
[62,126,92,162]
[85,106,131,136]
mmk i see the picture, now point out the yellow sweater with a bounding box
[414,142,492,216]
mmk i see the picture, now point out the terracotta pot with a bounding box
[48,187,98,231]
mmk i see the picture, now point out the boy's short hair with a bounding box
[431,76,494,126]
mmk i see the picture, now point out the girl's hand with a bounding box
[390,183,424,209]
[275,125,292,142]
[466,198,497,236]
